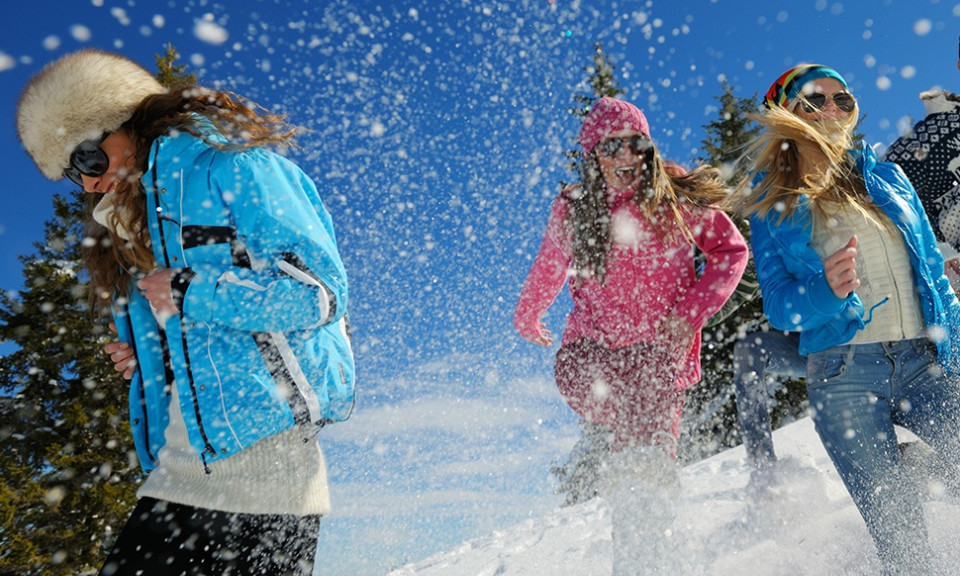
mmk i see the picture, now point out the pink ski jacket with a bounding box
[514,186,748,390]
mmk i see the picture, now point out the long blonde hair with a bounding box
[730,97,876,225]
[566,141,729,284]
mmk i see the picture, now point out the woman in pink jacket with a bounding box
[514,97,747,458]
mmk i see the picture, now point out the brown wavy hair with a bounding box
[84,86,299,312]
[565,141,730,285]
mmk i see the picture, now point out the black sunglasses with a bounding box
[63,133,110,187]
[596,135,652,158]
[799,92,857,114]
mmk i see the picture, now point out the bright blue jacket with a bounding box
[749,142,960,371]
[115,126,353,473]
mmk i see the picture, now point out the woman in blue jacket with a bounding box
[734,64,960,575]
[17,49,353,575]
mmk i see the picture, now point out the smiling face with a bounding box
[596,129,651,191]
[80,131,139,194]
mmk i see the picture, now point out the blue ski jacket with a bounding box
[749,142,960,371]
[115,125,353,473]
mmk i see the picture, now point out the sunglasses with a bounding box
[63,133,110,187]
[799,91,856,114]
[596,135,652,158]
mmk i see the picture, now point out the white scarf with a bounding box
[91,192,135,241]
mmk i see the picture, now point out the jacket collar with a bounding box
[849,140,874,173]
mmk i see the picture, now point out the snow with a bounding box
[4,3,960,574]
[194,15,229,46]
[388,418,960,576]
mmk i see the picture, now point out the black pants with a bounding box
[98,497,321,576]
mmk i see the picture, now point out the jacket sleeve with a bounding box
[884,162,946,274]
[180,148,348,333]
[513,195,572,340]
[749,212,855,332]
[672,207,748,330]
[881,161,960,370]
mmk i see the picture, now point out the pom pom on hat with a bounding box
[17,49,167,180]
[764,64,848,110]
[579,97,650,157]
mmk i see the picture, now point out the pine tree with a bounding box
[697,80,760,186]
[561,43,626,184]
[550,43,624,505]
[678,82,806,463]
[0,194,135,575]
[0,46,195,576]
[155,43,197,89]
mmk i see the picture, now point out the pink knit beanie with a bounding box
[579,97,651,157]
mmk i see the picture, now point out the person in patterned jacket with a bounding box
[882,89,960,281]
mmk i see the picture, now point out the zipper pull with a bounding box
[200,446,216,475]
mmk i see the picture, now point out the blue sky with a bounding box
[2,0,960,574]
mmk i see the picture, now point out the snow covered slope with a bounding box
[389,418,960,576]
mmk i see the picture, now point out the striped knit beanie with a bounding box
[764,64,848,110]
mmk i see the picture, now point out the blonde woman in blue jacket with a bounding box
[734,64,960,576]
[17,49,353,575]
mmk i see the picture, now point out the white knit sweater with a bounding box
[811,202,926,344]
[138,384,331,516]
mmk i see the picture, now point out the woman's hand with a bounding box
[526,322,554,347]
[104,322,137,380]
[138,268,180,322]
[945,257,960,291]
[823,236,860,299]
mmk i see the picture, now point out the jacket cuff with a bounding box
[808,271,849,315]
[171,268,196,314]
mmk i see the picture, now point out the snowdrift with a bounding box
[389,417,960,575]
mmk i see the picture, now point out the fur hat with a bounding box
[579,97,651,157]
[17,49,166,180]
[920,89,960,116]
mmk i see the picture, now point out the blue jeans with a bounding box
[733,331,805,465]
[806,338,960,574]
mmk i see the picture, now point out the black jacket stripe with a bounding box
[181,225,252,269]
[149,157,217,461]
[157,325,176,398]
[252,332,312,426]
[149,157,172,269]
[177,318,217,459]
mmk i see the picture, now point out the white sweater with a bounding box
[811,202,926,344]
[138,384,331,516]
